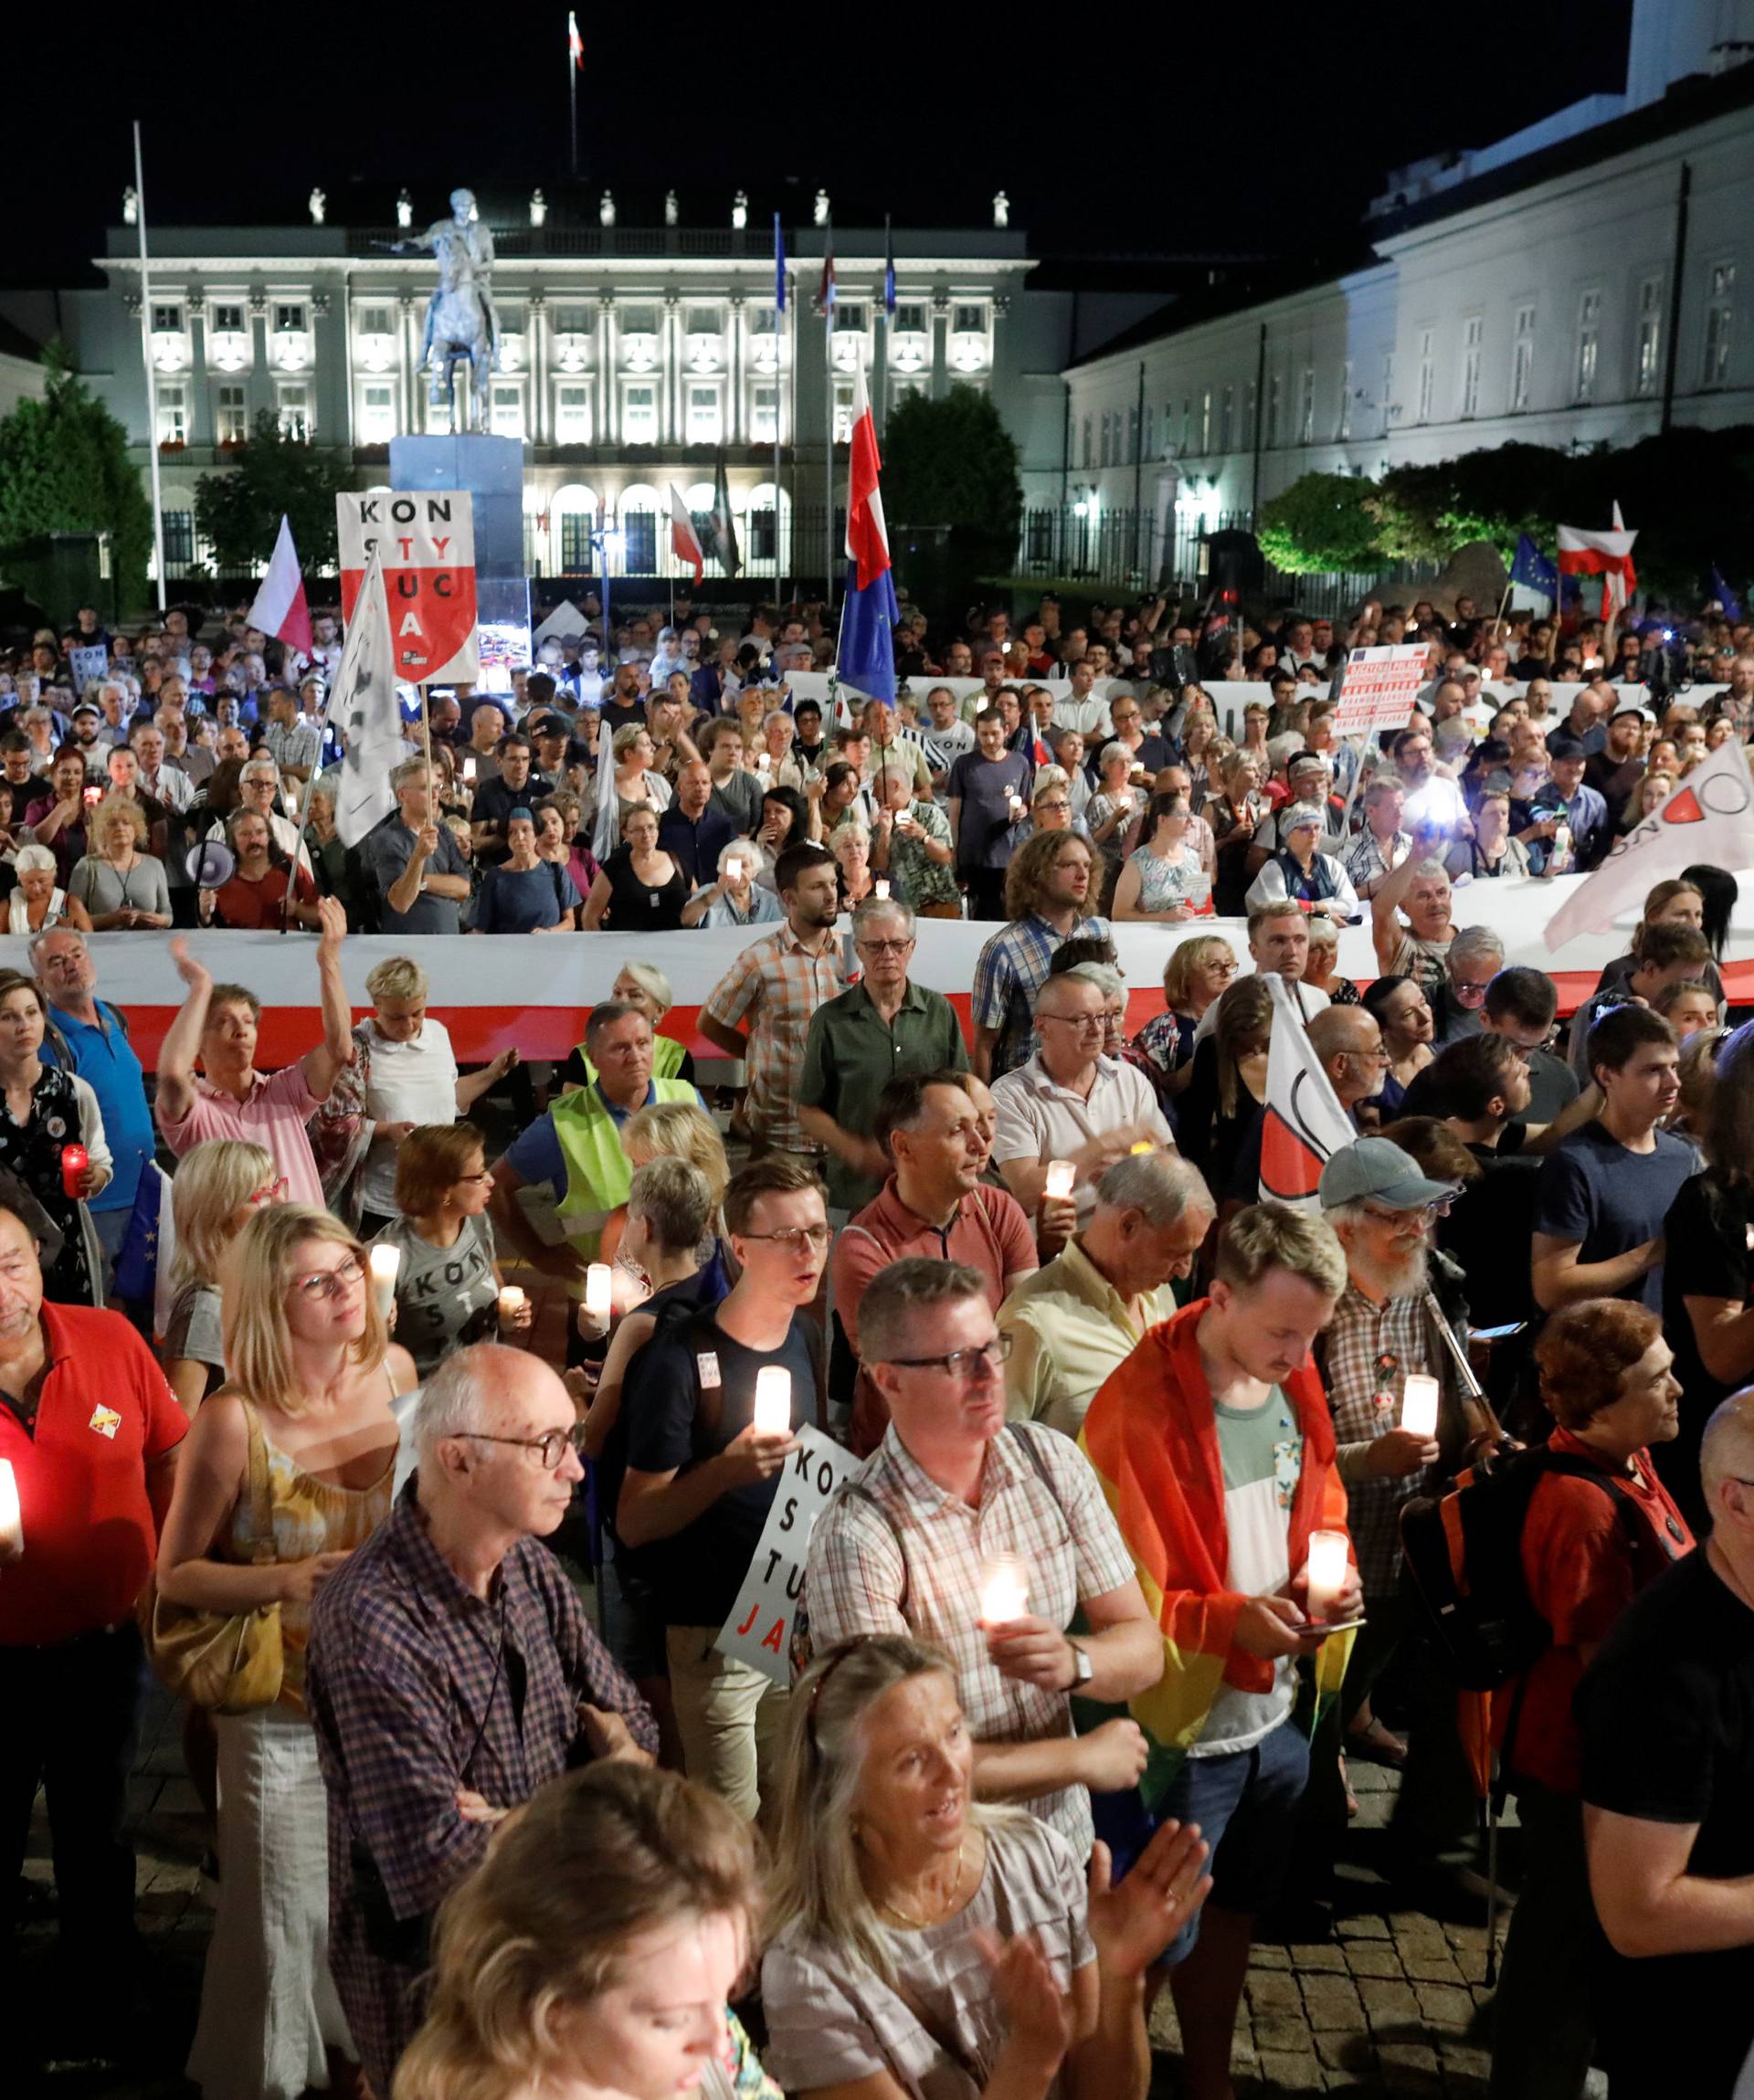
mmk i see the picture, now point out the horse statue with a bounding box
[380,186,501,433]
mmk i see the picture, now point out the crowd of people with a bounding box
[4,578,1754,2100]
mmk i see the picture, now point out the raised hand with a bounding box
[1087,1824,1212,1979]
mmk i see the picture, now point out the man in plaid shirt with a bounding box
[970,830,1110,1081]
[307,1345,656,2097]
[804,1256,1160,1859]
[1316,1138,1498,1905]
[700,840,847,1163]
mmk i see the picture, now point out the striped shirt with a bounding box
[971,913,1112,1080]
[804,1419,1136,1857]
[306,1482,657,2095]
[702,923,849,1152]
[1321,1282,1444,1599]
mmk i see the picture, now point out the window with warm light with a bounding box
[751,385,778,442]
[358,384,396,443]
[623,383,658,443]
[216,385,248,445]
[686,385,721,443]
[555,384,592,441]
[277,385,310,440]
[156,386,188,445]
[832,383,854,444]
[490,384,525,439]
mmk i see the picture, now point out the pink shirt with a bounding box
[157,1062,324,1207]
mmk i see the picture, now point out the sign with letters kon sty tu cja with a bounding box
[337,489,481,684]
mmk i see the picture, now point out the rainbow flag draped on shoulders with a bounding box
[1079,1298,1356,1806]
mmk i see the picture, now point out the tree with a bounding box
[0,344,153,609]
[1257,471,1383,573]
[195,410,352,575]
[882,384,1022,540]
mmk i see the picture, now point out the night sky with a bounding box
[3,1,1632,280]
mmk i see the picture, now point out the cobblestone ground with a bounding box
[22,1694,1543,2100]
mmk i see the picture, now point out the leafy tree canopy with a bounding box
[882,384,1022,539]
[1257,471,1383,574]
[195,411,351,575]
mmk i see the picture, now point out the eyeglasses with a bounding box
[290,1252,365,1301]
[1040,1013,1105,1036]
[1452,978,1494,1003]
[885,1333,1014,1379]
[1363,1198,1455,1226]
[457,1422,588,1471]
[742,1224,834,1252]
[856,938,914,955]
[249,1176,290,1207]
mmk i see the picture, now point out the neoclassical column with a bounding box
[598,294,616,444]
[528,290,548,444]
[930,292,949,402]
[662,292,681,443]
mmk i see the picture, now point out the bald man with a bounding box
[1224,1005,1387,1206]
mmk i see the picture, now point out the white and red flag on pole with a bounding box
[668,485,704,582]
[1258,975,1358,1213]
[1545,733,1754,947]
[568,11,583,66]
[247,513,313,658]
[1558,504,1637,622]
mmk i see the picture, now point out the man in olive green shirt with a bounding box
[1000,1151,1214,1437]
[797,896,968,1214]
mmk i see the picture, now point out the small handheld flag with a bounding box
[668,485,704,584]
[837,367,898,702]
[568,11,583,67]
[247,514,313,660]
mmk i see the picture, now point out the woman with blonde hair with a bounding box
[763,1637,1210,2100]
[592,1100,731,1293]
[395,1763,772,2100]
[67,792,172,930]
[590,724,674,860]
[157,1203,415,2100]
[164,1138,285,1410]
[371,1122,531,1378]
[1125,934,1239,1104]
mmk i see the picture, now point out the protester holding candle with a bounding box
[368,1124,526,1380]
[1080,1202,1356,2100]
[806,1258,1161,1862]
[0,968,111,1305]
[617,1158,826,1820]
[1316,1139,1505,1909]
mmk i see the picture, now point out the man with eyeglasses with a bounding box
[1317,1137,1504,1913]
[1474,966,1580,1124]
[618,1157,828,1820]
[991,970,1173,1225]
[834,1071,1039,1458]
[308,1343,656,2097]
[32,925,155,1273]
[806,1255,1160,1862]
[798,899,968,1219]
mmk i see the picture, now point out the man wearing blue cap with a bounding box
[1316,1136,1506,1911]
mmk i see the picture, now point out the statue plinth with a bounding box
[391,432,529,693]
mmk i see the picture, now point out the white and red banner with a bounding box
[337,490,480,684]
[668,484,704,582]
[1331,644,1430,739]
[1258,975,1357,1211]
[247,513,313,658]
[331,544,404,847]
[1545,733,1754,948]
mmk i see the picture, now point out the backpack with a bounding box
[1398,1446,1651,1695]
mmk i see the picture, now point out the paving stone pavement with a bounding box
[21,1694,1542,2099]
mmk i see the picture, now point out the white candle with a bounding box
[978,1553,1030,1624]
[367,1244,401,1318]
[0,1458,19,1557]
[462,755,477,783]
[1305,1528,1349,1619]
[757,752,771,772]
[873,877,891,900]
[1043,1159,1075,1201]
[585,1264,613,1318]
[724,857,745,884]
[1400,1373,1440,1440]
[753,1366,792,1437]
[497,1284,526,1324]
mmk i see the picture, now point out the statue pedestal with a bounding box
[390,434,529,693]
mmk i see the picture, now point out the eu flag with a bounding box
[1712,565,1745,622]
[1510,534,1558,598]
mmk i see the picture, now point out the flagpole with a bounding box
[775,256,785,596]
[567,14,579,176]
[282,675,340,934]
[132,121,168,613]
[823,217,835,613]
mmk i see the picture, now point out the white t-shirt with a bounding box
[358,1018,460,1215]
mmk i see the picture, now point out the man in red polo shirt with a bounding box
[835,1071,1039,1455]
[0,1204,185,2022]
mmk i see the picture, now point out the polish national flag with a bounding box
[1258,975,1358,1214]
[1557,504,1637,621]
[668,485,704,582]
[247,513,313,658]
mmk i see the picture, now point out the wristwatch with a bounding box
[1066,1637,1094,1688]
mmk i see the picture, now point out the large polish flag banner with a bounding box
[337,489,480,683]
[246,514,313,657]
[1258,975,1358,1213]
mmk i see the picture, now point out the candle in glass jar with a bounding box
[1043,1159,1075,1201]
[0,1458,19,1557]
[724,857,745,885]
[462,755,477,784]
[1400,1374,1440,1440]
[978,1553,1030,1624]
[497,1284,526,1324]
[585,1264,613,1318]
[753,1367,792,1437]
[873,877,891,900]
[366,1243,401,1317]
[58,1144,88,1199]
[1305,1528,1349,1619]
